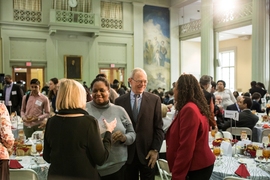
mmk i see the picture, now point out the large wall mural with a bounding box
[143,5,170,91]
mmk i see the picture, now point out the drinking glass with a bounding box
[35,140,43,160]
[256,149,263,167]
[211,130,216,139]
[213,146,221,165]
[262,136,269,147]
[262,147,270,168]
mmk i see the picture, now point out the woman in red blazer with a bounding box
[166,74,215,180]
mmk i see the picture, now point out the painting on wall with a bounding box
[143,5,170,91]
[64,55,82,80]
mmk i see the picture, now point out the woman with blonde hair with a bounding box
[43,79,116,180]
[166,74,215,180]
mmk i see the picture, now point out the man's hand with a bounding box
[112,130,126,143]
[145,150,158,169]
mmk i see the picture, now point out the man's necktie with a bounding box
[133,94,139,121]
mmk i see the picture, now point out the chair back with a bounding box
[156,159,172,180]
[31,130,44,140]
[214,131,233,139]
[261,129,270,142]
[10,169,39,180]
[223,176,248,180]
[226,127,252,140]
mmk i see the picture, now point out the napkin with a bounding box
[9,159,23,169]
[220,141,232,156]
[235,164,250,178]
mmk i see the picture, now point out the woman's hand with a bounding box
[112,130,126,143]
[103,118,117,133]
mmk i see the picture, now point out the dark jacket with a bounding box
[115,91,164,165]
[43,109,112,180]
[3,83,23,115]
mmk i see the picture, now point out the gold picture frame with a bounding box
[64,55,82,80]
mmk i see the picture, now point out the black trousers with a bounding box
[186,164,214,180]
[124,152,156,180]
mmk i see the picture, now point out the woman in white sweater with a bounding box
[214,80,236,110]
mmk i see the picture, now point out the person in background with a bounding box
[83,81,88,89]
[210,81,217,94]
[86,77,135,180]
[0,103,14,180]
[151,89,163,103]
[115,68,164,180]
[256,82,267,104]
[3,75,24,115]
[112,79,126,96]
[161,103,172,133]
[214,80,236,110]
[199,75,217,130]
[96,74,119,104]
[251,92,265,113]
[20,78,50,138]
[233,91,239,100]
[48,77,59,114]
[166,74,215,180]
[222,96,259,132]
[41,82,49,95]
[43,79,117,180]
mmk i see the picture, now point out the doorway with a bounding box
[99,68,125,84]
[13,67,44,94]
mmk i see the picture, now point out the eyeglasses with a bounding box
[132,78,148,84]
[31,86,38,89]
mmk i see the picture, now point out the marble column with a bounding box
[252,0,269,91]
[132,2,144,68]
[200,0,214,76]
[170,7,180,83]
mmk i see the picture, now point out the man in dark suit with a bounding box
[3,75,23,115]
[115,68,164,180]
[226,96,241,112]
[222,96,259,131]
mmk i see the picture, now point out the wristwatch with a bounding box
[68,0,78,7]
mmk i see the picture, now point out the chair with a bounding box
[214,131,233,139]
[261,129,270,142]
[223,176,248,180]
[226,127,252,140]
[10,169,39,180]
[31,130,44,140]
[156,159,172,180]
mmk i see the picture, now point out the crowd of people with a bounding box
[0,70,268,179]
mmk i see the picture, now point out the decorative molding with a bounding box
[13,9,42,23]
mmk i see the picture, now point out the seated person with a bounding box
[161,103,172,133]
[226,96,241,112]
[214,95,225,129]
[251,92,265,113]
[222,96,259,132]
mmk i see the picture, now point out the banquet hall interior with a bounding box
[1,0,270,180]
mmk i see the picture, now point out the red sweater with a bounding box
[166,102,215,180]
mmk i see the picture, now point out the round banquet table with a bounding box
[210,156,270,180]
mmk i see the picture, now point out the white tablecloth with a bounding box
[10,155,49,180]
[210,156,270,180]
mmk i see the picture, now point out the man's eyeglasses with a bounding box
[31,86,38,89]
[132,78,148,84]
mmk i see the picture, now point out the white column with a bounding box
[170,7,180,83]
[200,0,214,76]
[132,2,144,68]
[252,0,269,91]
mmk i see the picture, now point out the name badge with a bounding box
[35,100,42,106]
[12,91,17,95]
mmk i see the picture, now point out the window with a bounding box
[13,0,42,22]
[218,49,235,92]
[100,1,123,29]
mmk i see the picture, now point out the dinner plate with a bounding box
[238,158,255,164]
[254,157,268,163]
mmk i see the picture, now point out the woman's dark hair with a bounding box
[217,80,226,87]
[48,77,59,100]
[252,92,261,100]
[91,77,110,90]
[175,74,211,123]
